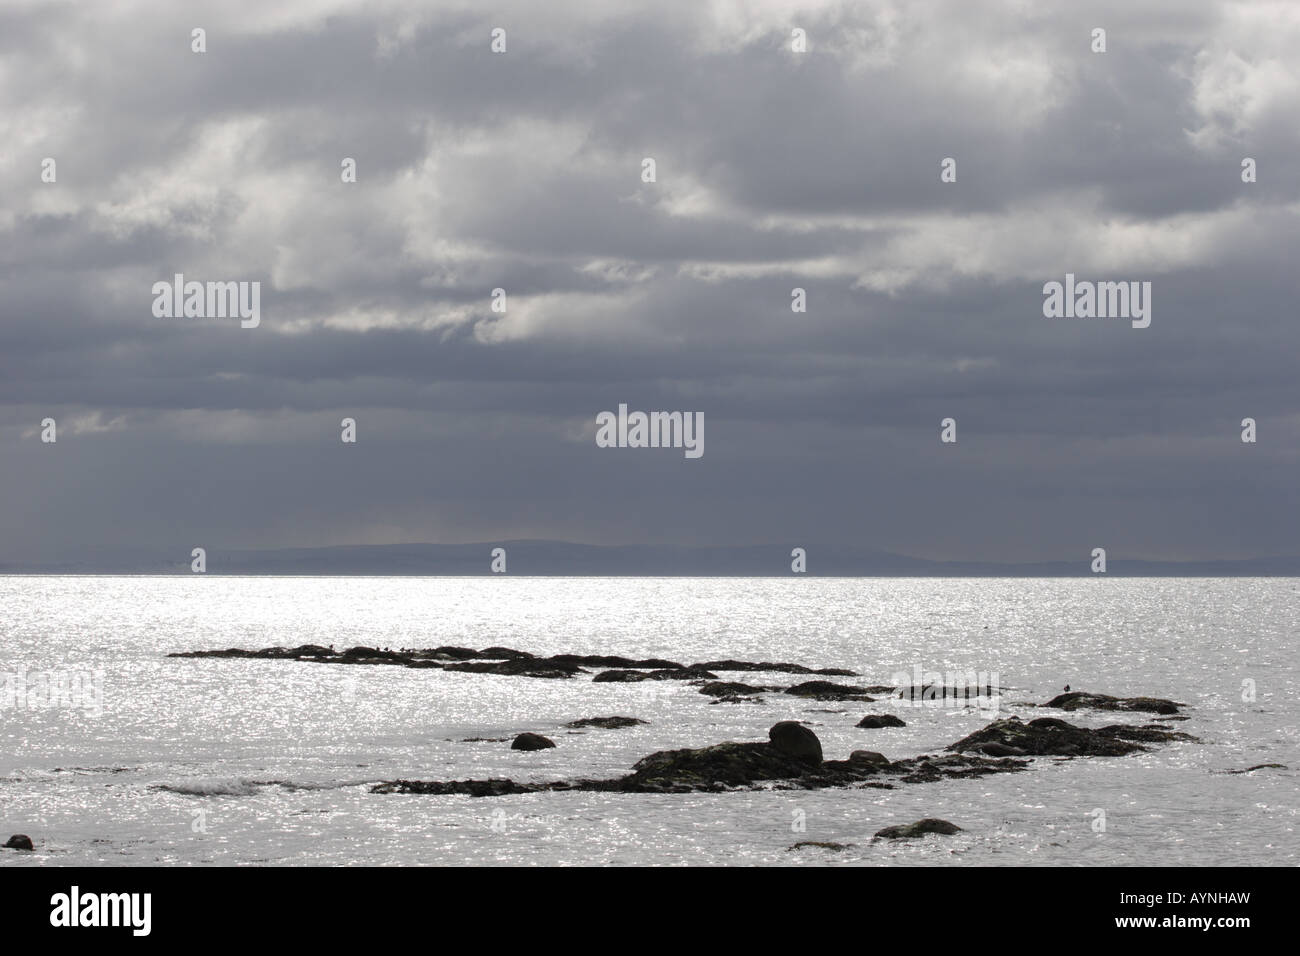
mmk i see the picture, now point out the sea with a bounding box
[0,576,1295,866]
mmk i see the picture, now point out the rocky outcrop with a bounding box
[1043,691,1181,715]
[444,658,586,679]
[873,819,961,840]
[856,714,906,728]
[170,644,844,683]
[510,733,556,751]
[698,660,857,676]
[3,834,34,851]
[785,681,875,701]
[564,716,648,729]
[947,716,1195,757]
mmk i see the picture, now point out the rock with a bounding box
[977,742,1027,757]
[785,680,874,701]
[1225,763,1287,774]
[696,660,857,676]
[445,658,585,679]
[564,716,647,730]
[856,714,906,728]
[848,750,890,767]
[788,841,853,851]
[3,834,34,851]
[592,669,652,683]
[1044,691,1181,715]
[698,680,770,697]
[768,721,823,764]
[947,716,1195,758]
[873,819,962,840]
[510,733,556,751]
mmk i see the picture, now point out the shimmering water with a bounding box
[0,576,1295,866]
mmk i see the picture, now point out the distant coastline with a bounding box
[3,540,1299,576]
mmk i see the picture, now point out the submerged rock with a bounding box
[873,819,961,840]
[564,716,648,730]
[3,834,34,851]
[698,660,857,676]
[789,841,853,851]
[1043,691,1181,715]
[510,733,556,751]
[768,721,823,764]
[1224,763,1287,774]
[856,714,906,728]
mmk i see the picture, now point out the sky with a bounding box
[1,0,1297,565]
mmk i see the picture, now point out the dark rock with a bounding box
[978,742,1027,757]
[510,733,556,751]
[696,660,857,676]
[789,841,853,851]
[768,721,823,764]
[548,654,684,669]
[3,834,34,851]
[873,819,961,840]
[564,716,648,730]
[699,680,771,697]
[709,695,765,705]
[1044,691,1181,715]
[947,716,1195,758]
[430,646,480,660]
[856,714,906,728]
[785,680,874,701]
[592,669,652,683]
[445,658,585,679]
[478,647,536,659]
[848,750,890,767]
[1225,763,1287,774]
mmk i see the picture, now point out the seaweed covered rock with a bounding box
[947,716,1193,757]
[768,721,823,764]
[1044,691,1181,715]
[510,732,556,751]
[874,819,961,840]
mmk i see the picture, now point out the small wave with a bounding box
[152,776,381,796]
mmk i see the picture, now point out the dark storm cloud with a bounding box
[1,0,1297,564]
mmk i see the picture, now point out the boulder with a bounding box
[768,721,823,764]
[874,818,961,840]
[3,834,34,851]
[510,733,556,751]
[856,714,906,728]
[848,750,890,768]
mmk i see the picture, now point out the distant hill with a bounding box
[3,540,1300,576]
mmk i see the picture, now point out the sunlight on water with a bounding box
[0,576,1296,865]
